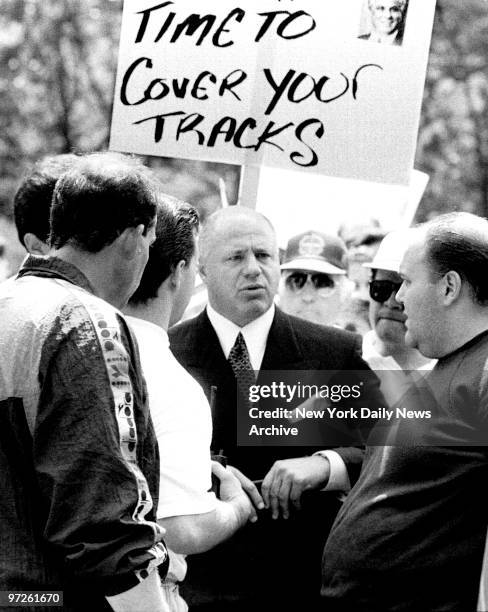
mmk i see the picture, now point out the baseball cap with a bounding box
[281,231,348,275]
[363,228,417,273]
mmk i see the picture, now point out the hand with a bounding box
[227,465,265,512]
[261,455,330,520]
[211,461,256,523]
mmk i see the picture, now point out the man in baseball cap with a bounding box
[278,230,352,327]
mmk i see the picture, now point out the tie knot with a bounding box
[232,332,247,354]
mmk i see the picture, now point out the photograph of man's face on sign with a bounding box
[358,0,409,46]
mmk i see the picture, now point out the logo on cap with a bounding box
[298,233,325,258]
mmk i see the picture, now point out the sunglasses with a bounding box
[285,272,337,297]
[369,279,402,303]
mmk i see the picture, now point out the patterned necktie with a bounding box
[228,332,256,401]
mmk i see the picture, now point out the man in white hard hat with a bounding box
[362,228,435,374]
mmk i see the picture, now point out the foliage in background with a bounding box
[415,0,488,220]
[0,0,487,224]
[0,0,240,222]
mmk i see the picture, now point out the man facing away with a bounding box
[124,199,254,611]
[0,154,81,290]
[170,206,384,611]
[13,154,80,256]
[0,153,169,612]
[322,212,488,612]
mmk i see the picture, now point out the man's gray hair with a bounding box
[199,206,277,264]
[368,0,407,11]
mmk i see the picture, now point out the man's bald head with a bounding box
[422,212,488,306]
[396,213,488,358]
[199,206,280,327]
[199,207,277,264]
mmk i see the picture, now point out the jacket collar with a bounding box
[17,254,95,295]
[260,307,304,369]
[185,306,311,370]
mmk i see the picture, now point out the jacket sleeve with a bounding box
[35,303,168,596]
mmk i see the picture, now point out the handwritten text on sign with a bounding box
[110,0,436,185]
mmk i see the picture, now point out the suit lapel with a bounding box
[181,308,321,376]
[260,308,320,372]
[182,310,228,369]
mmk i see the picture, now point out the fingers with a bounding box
[260,469,272,510]
[216,463,261,523]
[276,476,292,520]
[226,456,329,521]
[262,459,319,519]
[228,465,265,511]
[262,465,293,520]
[227,467,259,523]
[211,460,228,480]
[289,478,309,511]
[211,461,243,499]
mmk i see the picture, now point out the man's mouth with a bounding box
[241,284,265,292]
[378,311,406,323]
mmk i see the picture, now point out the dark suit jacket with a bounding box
[169,308,383,610]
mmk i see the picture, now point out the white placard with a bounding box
[111,0,436,185]
[256,167,429,246]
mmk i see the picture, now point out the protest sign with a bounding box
[256,167,429,246]
[111,0,436,185]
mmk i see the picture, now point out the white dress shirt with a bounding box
[206,303,349,492]
[206,303,275,371]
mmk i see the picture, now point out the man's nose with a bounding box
[384,290,403,309]
[395,283,405,305]
[300,280,318,303]
[243,253,261,276]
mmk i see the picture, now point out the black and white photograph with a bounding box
[1,1,488,611]
[358,0,410,46]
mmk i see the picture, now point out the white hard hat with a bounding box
[363,228,417,273]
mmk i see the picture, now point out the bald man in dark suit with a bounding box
[170,207,383,611]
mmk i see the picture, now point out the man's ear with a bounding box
[117,224,144,260]
[24,233,49,256]
[170,260,186,291]
[199,261,207,281]
[441,270,462,305]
